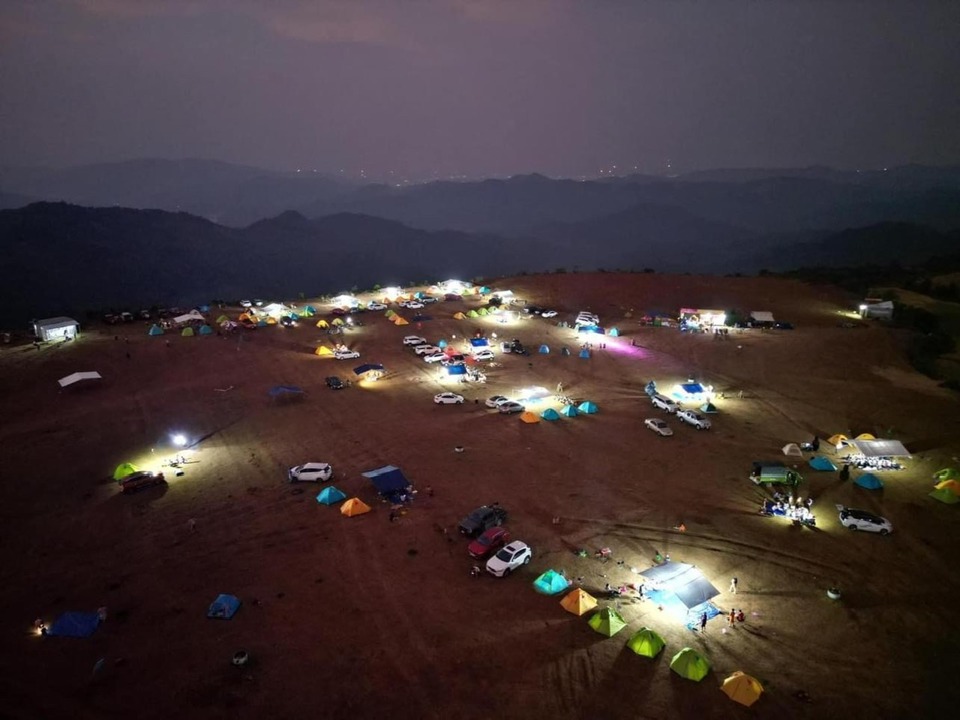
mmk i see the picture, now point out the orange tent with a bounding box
[340,498,372,517]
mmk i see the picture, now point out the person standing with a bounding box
[728,609,736,627]
[699,612,708,632]
[730,577,738,594]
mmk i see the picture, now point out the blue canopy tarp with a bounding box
[680,383,705,395]
[353,364,384,375]
[470,338,489,347]
[48,611,101,638]
[855,473,884,490]
[533,569,570,595]
[269,385,304,397]
[447,364,467,376]
[810,456,838,471]
[316,486,347,505]
[362,465,410,493]
[207,594,241,619]
[640,562,719,610]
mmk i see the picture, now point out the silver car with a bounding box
[839,507,892,535]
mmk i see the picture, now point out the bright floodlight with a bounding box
[172,434,187,447]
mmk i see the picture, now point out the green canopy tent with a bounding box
[588,608,627,637]
[699,402,718,413]
[113,462,139,481]
[670,647,711,682]
[626,627,666,658]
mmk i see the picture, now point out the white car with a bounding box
[288,462,333,483]
[334,349,360,360]
[473,349,495,361]
[403,335,428,346]
[498,401,525,414]
[414,344,440,356]
[486,541,532,577]
[434,392,465,405]
[240,300,253,308]
[367,301,386,310]
[839,507,892,535]
[424,352,446,363]
[486,395,510,408]
[407,302,424,309]
[676,409,711,430]
[645,418,673,437]
[421,296,438,304]
[651,394,679,413]
[541,310,558,318]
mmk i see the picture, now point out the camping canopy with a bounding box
[113,462,138,481]
[855,473,884,490]
[640,562,719,609]
[849,439,910,458]
[627,627,666,658]
[58,371,102,388]
[809,456,837,471]
[207,594,241,619]
[560,588,597,616]
[541,408,561,421]
[316,486,347,505]
[721,671,764,707]
[588,608,627,637]
[533,569,570,595]
[315,346,333,356]
[341,498,372,517]
[48,611,101,638]
[362,465,410,493]
[670,647,711,682]
[577,401,598,414]
[470,338,489,347]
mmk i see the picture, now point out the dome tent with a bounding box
[855,473,883,490]
[588,608,627,637]
[533,569,569,595]
[559,588,597,616]
[626,627,666,658]
[540,408,561,421]
[670,647,710,682]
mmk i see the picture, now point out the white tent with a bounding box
[173,310,205,325]
[782,443,804,458]
[34,317,79,341]
[58,371,102,388]
[750,311,775,324]
[849,439,910,457]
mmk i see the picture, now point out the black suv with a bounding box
[326,376,346,390]
[458,505,508,537]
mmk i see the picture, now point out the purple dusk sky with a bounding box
[1,0,958,179]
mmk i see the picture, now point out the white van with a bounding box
[651,393,678,413]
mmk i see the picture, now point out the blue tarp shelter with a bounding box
[810,456,838,471]
[48,611,101,638]
[539,344,550,354]
[269,385,304,398]
[362,465,410,494]
[855,473,884,490]
[316,486,347,505]
[541,408,561,421]
[353,364,384,375]
[207,594,241,619]
[470,338,489,347]
[579,349,591,359]
[641,562,720,627]
[578,401,598,414]
[447,364,467,376]
[533,570,570,595]
[561,404,578,417]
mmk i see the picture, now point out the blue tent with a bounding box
[316,486,347,505]
[353,364,384,375]
[855,473,884,490]
[579,349,591,359]
[198,304,210,313]
[198,324,214,335]
[362,466,410,493]
[533,569,570,595]
[541,408,561,421]
[148,324,164,336]
[269,385,304,398]
[538,344,550,354]
[438,339,448,348]
[809,456,838,471]
[470,338,489,347]
[207,594,241,619]
[447,364,467,376]
[645,381,658,396]
[561,404,578,417]
[699,402,717,413]
[48,611,101,638]
[608,327,620,337]
[578,401,598,414]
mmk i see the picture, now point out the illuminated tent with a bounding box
[533,570,570,595]
[447,364,467,376]
[148,324,164,336]
[935,479,960,494]
[721,671,764,707]
[559,588,597,616]
[316,319,329,328]
[560,404,578,417]
[699,402,718,414]
[437,339,448,348]
[809,456,837,471]
[670,648,710,682]
[470,338,489,347]
[640,562,719,616]
[849,439,910,458]
[827,434,849,448]
[519,411,540,424]
[113,462,139,480]
[855,473,883,490]
[579,348,591,359]
[540,408,561,421]
[855,433,876,440]
[300,305,317,317]
[782,443,804,458]
[316,486,347,505]
[340,498,372,517]
[394,317,409,326]
[539,344,550,354]
[934,468,959,481]
[466,310,479,318]
[577,401,598,414]
[453,312,466,320]
[626,628,666,658]
[332,317,345,326]
[266,316,278,325]
[354,364,385,376]
[608,327,620,337]
[930,487,960,504]
[181,326,195,337]
[199,324,214,335]
[206,594,241,620]
[645,380,658,396]
[315,346,334,356]
[588,608,627,637]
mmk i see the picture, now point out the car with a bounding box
[421,296,438,304]
[434,392,465,404]
[541,310,558,318]
[239,300,253,308]
[334,349,360,360]
[467,526,511,559]
[486,541,532,577]
[522,306,543,315]
[473,349,495,361]
[367,301,387,311]
[499,342,513,353]
[407,301,424,309]
[676,409,711,430]
[839,507,892,535]
[650,394,679,413]
[119,471,167,494]
[403,335,428,346]
[774,321,795,330]
[444,293,462,301]
[414,344,440,356]
[441,354,465,366]
[486,395,510,408]
[498,401,525,414]
[645,418,673,436]
[423,352,446,363]
[458,505,509,537]
[325,376,346,390]
[288,462,333,483]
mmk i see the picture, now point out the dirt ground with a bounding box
[3,273,960,720]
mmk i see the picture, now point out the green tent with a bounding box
[216,315,229,324]
[930,487,960,504]
[148,324,164,336]
[113,462,139,481]
[670,647,711,682]
[466,309,479,318]
[934,468,960,481]
[181,326,195,337]
[532,569,570,595]
[476,307,488,316]
[301,305,317,317]
[588,608,627,637]
[626,627,666,658]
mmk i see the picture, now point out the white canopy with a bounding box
[850,439,910,457]
[58,371,102,388]
[750,311,775,323]
[173,310,205,325]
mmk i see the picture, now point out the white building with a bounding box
[859,300,894,319]
[34,317,80,342]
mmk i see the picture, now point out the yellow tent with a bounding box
[855,432,876,440]
[935,479,960,495]
[315,346,333,356]
[239,313,253,323]
[340,498,372,517]
[316,319,329,328]
[720,671,764,707]
[266,316,277,325]
[453,312,466,320]
[394,317,409,326]
[559,588,597,616]
[520,411,540,424]
[332,317,345,326]
[827,434,848,446]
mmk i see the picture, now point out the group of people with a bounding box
[761,495,816,525]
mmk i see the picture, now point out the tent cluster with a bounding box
[519,402,598,424]
[930,468,960,504]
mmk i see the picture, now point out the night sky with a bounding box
[1,0,958,180]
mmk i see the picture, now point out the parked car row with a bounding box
[458,505,532,577]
